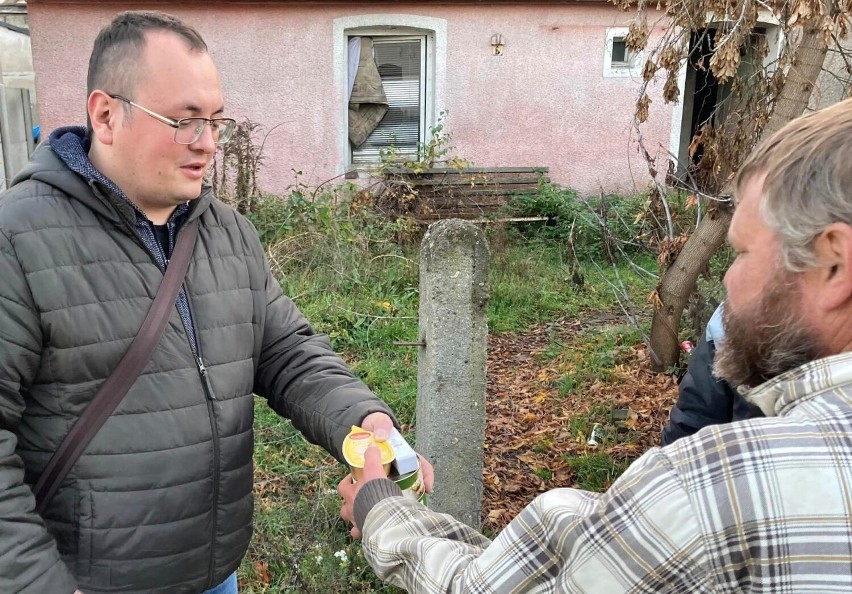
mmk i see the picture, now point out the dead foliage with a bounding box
[482,315,679,532]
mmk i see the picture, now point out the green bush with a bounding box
[506,181,707,265]
[506,182,650,260]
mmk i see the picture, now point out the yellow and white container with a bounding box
[343,426,427,504]
[342,426,395,480]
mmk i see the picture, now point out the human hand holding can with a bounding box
[342,426,395,480]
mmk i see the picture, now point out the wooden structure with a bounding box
[383,166,549,222]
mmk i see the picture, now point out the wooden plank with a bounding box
[397,172,546,182]
[423,195,512,205]
[407,177,544,187]
[384,166,549,175]
[419,204,510,214]
[416,215,549,224]
[417,187,541,197]
[384,165,549,222]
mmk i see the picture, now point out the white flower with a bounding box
[334,550,348,563]
[314,555,323,563]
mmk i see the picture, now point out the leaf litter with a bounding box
[482,314,679,532]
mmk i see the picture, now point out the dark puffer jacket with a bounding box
[0,142,395,593]
[660,306,763,446]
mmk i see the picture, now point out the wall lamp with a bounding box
[491,33,505,56]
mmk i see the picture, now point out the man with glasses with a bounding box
[0,11,430,594]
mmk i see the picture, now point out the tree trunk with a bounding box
[648,21,828,371]
[763,23,830,137]
[649,204,732,370]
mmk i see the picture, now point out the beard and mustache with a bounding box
[713,271,825,390]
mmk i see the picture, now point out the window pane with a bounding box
[353,38,423,162]
[612,39,627,64]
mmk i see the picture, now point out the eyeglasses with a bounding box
[108,94,236,145]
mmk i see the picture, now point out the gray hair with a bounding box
[735,98,852,271]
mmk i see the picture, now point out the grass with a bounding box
[235,189,711,592]
[565,452,632,492]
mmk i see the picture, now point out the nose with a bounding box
[189,121,217,153]
[722,265,733,293]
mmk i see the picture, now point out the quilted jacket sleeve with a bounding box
[0,229,78,593]
[660,335,739,446]
[254,260,397,463]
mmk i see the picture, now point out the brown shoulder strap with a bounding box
[33,218,200,514]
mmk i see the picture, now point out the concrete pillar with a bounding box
[416,219,489,529]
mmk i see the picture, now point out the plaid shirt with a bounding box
[361,352,852,593]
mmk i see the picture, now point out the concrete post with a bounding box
[416,219,489,529]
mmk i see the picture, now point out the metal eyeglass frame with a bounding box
[108,93,236,145]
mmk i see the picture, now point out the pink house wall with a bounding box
[28,2,673,196]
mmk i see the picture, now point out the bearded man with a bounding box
[339,99,852,593]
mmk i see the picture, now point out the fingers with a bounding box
[337,474,357,522]
[338,471,365,540]
[361,445,388,482]
[336,474,350,499]
[360,412,393,441]
[418,455,435,493]
[364,443,382,465]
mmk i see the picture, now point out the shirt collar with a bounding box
[744,351,852,416]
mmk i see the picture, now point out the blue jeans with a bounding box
[203,572,238,594]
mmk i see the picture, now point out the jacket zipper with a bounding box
[197,356,216,401]
[185,292,221,590]
[134,215,222,589]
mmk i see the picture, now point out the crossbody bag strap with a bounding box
[33,218,200,514]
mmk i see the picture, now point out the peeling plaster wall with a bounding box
[28,2,673,195]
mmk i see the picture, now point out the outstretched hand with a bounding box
[338,444,388,538]
[358,412,435,493]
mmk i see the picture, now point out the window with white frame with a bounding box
[603,27,643,78]
[350,35,427,164]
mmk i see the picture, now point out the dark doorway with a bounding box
[686,29,721,166]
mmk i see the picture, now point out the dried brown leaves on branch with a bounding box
[627,0,851,192]
[616,0,852,371]
[211,120,264,214]
[623,0,852,235]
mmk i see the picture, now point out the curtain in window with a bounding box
[348,37,388,147]
[347,37,361,102]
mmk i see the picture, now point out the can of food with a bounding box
[388,463,428,505]
[342,426,395,480]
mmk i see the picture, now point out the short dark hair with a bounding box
[87,11,208,98]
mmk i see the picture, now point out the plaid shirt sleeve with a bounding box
[361,449,710,594]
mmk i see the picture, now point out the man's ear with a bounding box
[812,223,852,311]
[87,91,119,145]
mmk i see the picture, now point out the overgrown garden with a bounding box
[226,176,725,592]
